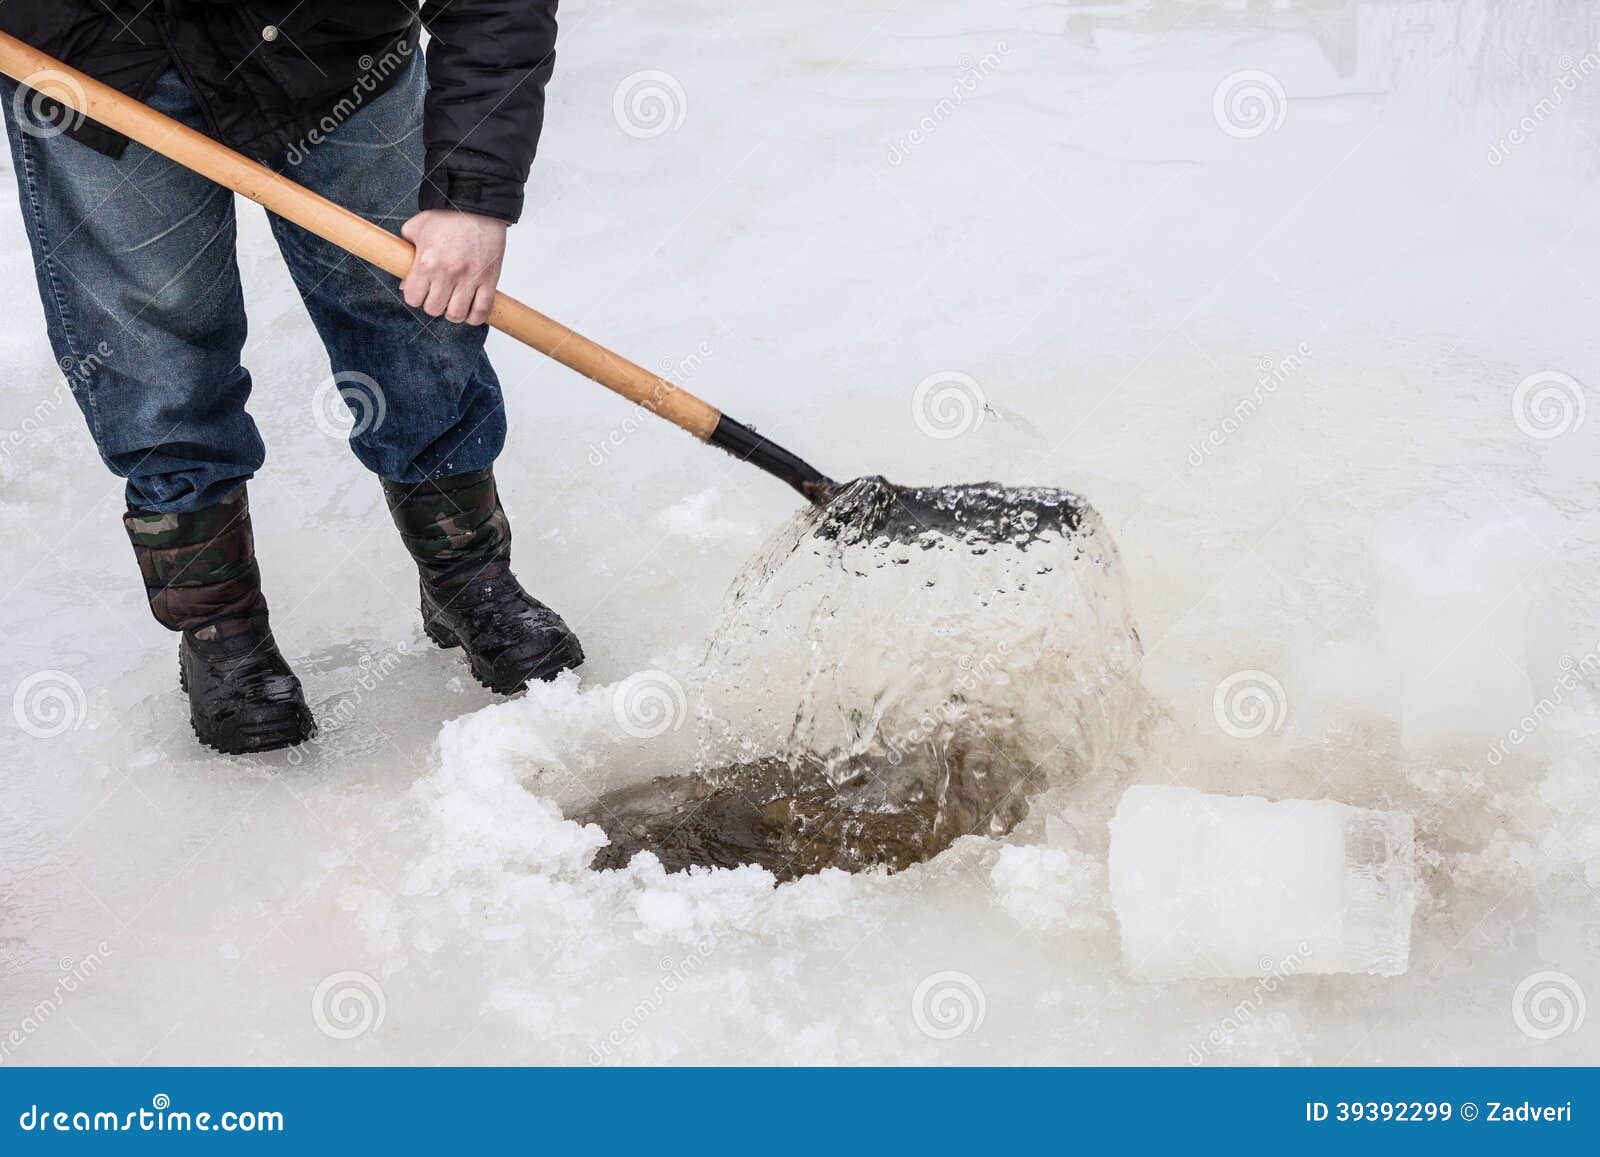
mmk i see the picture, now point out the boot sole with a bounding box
[424,617,584,694]
[179,658,317,756]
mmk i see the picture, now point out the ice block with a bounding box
[1108,785,1415,981]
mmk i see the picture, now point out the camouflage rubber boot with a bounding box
[382,468,583,694]
[124,485,316,755]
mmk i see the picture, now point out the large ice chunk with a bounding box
[1108,786,1415,981]
[1372,503,1544,751]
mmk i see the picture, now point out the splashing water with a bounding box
[580,476,1147,880]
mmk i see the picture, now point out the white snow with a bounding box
[3,0,1600,1065]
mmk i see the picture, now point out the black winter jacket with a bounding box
[0,1,558,223]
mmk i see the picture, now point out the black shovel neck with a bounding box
[708,414,837,505]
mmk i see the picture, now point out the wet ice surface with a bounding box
[4,0,1600,1063]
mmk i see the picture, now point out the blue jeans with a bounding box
[1,55,506,513]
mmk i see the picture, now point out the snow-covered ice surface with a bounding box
[4,0,1600,1064]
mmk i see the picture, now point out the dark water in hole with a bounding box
[580,477,1144,881]
[579,733,1047,882]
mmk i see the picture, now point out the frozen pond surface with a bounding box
[3,0,1600,1063]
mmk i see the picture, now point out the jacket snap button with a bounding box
[261,25,279,42]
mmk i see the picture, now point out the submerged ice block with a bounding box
[1108,786,1415,981]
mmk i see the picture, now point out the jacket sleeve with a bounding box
[417,0,558,224]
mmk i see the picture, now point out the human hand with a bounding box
[399,209,508,325]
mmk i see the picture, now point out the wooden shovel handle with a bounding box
[0,29,722,440]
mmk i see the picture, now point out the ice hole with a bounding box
[576,477,1147,881]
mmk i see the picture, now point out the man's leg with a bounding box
[263,54,505,483]
[2,70,314,753]
[269,54,582,692]
[2,71,263,512]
